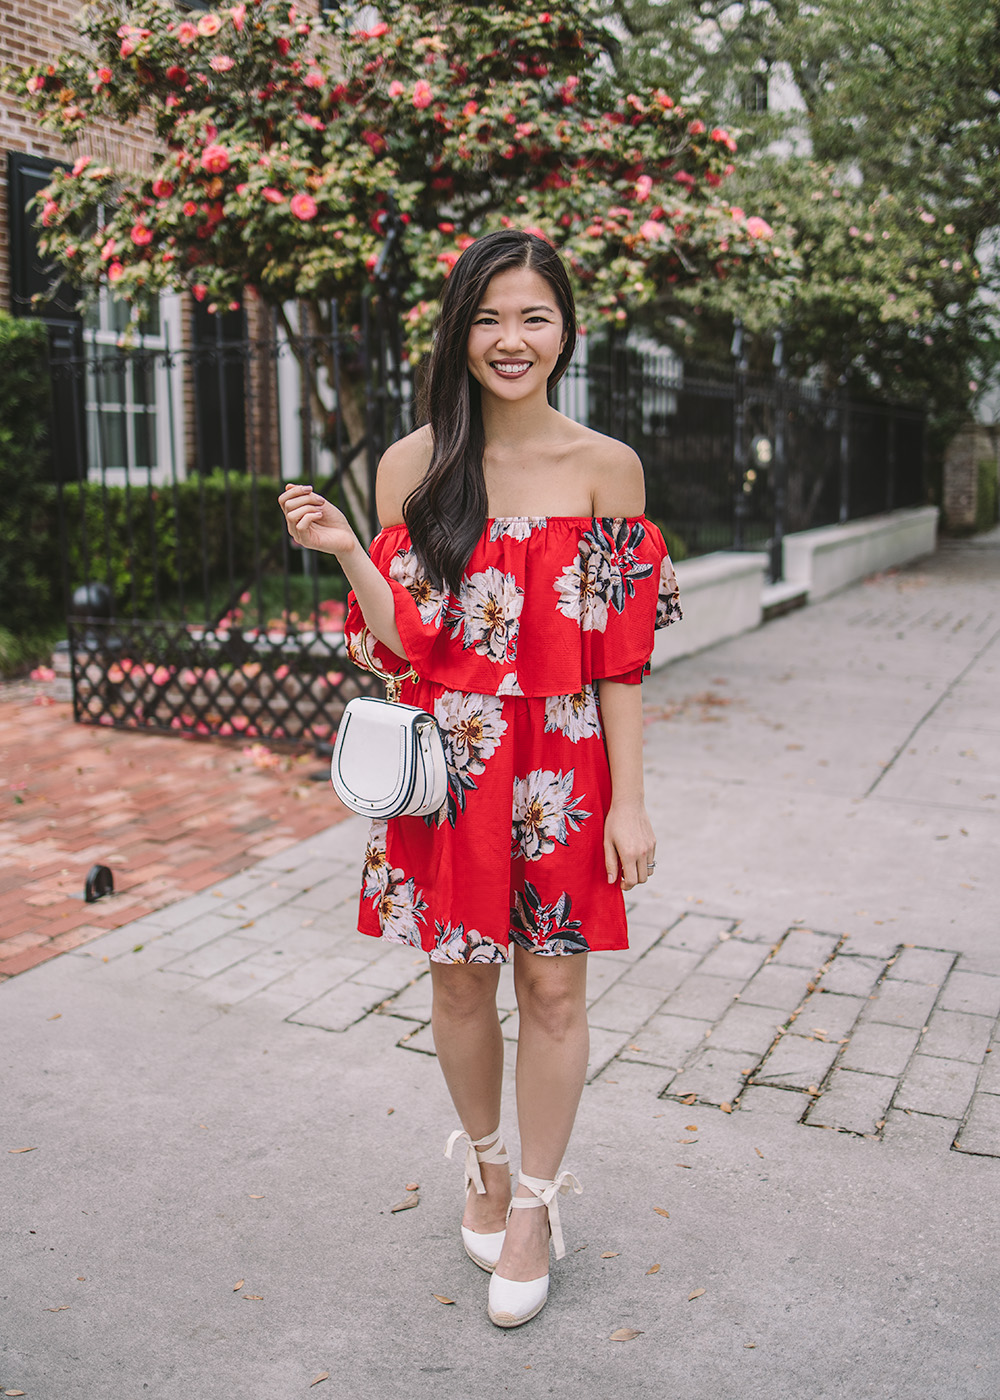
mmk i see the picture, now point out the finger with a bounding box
[604,838,618,886]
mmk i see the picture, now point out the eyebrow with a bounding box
[475,304,556,315]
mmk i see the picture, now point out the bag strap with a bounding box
[354,627,417,704]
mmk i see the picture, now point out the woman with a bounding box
[279,229,680,1327]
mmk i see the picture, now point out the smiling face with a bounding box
[466,265,567,402]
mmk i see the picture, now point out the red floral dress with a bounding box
[344,516,681,962]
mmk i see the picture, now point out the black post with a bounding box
[886,405,896,513]
[838,370,851,523]
[770,328,787,583]
[731,319,748,550]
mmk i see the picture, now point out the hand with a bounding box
[603,798,656,890]
[278,483,358,558]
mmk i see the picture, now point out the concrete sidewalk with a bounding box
[3,533,999,1400]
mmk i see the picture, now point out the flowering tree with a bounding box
[15,0,787,516]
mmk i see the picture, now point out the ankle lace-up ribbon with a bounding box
[508,1169,583,1260]
[444,1126,509,1196]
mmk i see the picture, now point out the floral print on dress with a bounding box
[363,821,428,946]
[496,672,524,696]
[389,548,449,627]
[544,685,601,744]
[446,566,523,663]
[362,819,391,898]
[511,767,591,861]
[432,919,508,964]
[655,552,683,629]
[510,881,590,955]
[554,517,655,634]
[489,517,548,542]
[431,690,507,827]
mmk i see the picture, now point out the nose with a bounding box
[494,319,527,352]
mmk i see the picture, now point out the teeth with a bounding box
[493,363,529,374]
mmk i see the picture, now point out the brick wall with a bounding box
[943,423,999,532]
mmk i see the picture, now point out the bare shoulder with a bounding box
[375,425,433,526]
[572,426,645,516]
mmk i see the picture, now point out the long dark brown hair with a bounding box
[404,230,577,594]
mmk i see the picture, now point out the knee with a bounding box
[516,964,587,1040]
[431,967,498,1023]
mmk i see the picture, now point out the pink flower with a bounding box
[305,68,324,88]
[230,4,246,30]
[210,55,234,72]
[848,225,860,237]
[100,237,116,260]
[183,200,198,216]
[688,118,705,135]
[388,80,405,97]
[640,219,666,241]
[730,206,746,221]
[152,178,174,198]
[107,261,124,282]
[290,192,318,220]
[177,20,198,45]
[93,66,113,87]
[41,200,59,226]
[412,79,433,109]
[130,222,154,246]
[745,216,773,240]
[276,36,290,56]
[192,283,208,301]
[635,174,653,202]
[437,250,459,269]
[673,171,696,189]
[299,112,325,130]
[262,187,284,203]
[166,65,188,86]
[200,143,230,174]
[120,38,135,57]
[197,14,222,36]
[705,171,722,187]
[26,74,46,94]
[919,211,936,224]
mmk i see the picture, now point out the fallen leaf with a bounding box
[678,1137,697,1144]
[681,1094,697,1105]
[600,1251,619,1258]
[676,1163,693,1169]
[646,1264,661,1275]
[242,1295,264,1300]
[391,1193,419,1213]
[610,1328,642,1341]
[404,1182,419,1192]
[626,1044,643,1052]
[386,1108,395,1116]
[5,1390,27,1395]
[45,1305,70,1312]
[249,1194,264,1199]
[755,1147,764,1159]
[807,1085,820,1096]
[653,1207,670,1218]
[688,1288,706,1301]
[684,1124,698,1131]
[48,1013,62,1021]
[744,1341,757,1349]
[8,1147,38,1154]
[432,1294,455,1305]
[198,1124,208,1130]
[309,1376,330,1388]
[720,1102,733,1113]
[233,1280,245,1291]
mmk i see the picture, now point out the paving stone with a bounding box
[737,1085,812,1119]
[289,979,382,1032]
[160,933,265,979]
[244,941,338,976]
[586,1027,632,1082]
[662,914,732,955]
[805,1069,897,1135]
[885,947,956,986]
[261,954,370,1003]
[585,955,628,1003]
[791,990,867,1040]
[618,1013,713,1069]
[666,1047,753,1105]
[753,1034,840,1091]
[740,963,816,1013]
[937,970,1000,1019]
[772,929,840,970]
[287,874,361,912]
[708,1003,785,1056]
[397,1022,437,1055]
[979,1046,1000,1095]
[839,1022,921,1078]
[664,973,744,1022]
[818,955,885,998]
[697,939,771,982]
[862,979,939,1029]
[620,945,701,994]
[895,1054,980,1118]
[955,1093,1000,1157]
[883,1109,962,1152]
[185,960,287,1006]
[588,979,668,1033]
[595,1060,673,1096]
[607,919,671,963]
[348,948,431,992]
[214,883,297,920]
[383,975,434,1020]
[919,1010,993,1064]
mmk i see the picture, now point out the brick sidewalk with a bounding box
[0,678,348,980]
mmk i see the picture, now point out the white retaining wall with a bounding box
[650,550,768,668]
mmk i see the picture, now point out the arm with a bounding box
[597,678,656,890]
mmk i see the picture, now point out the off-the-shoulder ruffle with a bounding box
[345,515,681,697]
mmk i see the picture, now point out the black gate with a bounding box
[50,220,411,746]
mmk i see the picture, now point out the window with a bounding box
[744,72,769,114]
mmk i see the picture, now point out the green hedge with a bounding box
[0,314,55,635]
[976,458,999,533]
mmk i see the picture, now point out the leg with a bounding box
[430,959,510,1233]
[498,946,589,1282]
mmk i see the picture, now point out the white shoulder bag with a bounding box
[331,629,448,819]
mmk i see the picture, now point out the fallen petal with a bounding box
[309,1375,330,1387]
[432,1294,456,1305]
[391,1193,420,1213]
[653,1207,670,1218]
[688,1288,706,1301]
[610,1328,643,1341]
[600,1251,619,1258]
[646,1264,661,1275]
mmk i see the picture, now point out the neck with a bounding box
[479,384,557,450]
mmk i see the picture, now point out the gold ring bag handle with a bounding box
[354,626,417,704]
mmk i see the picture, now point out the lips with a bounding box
[490,359,532,376]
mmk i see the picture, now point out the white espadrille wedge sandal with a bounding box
[487,1169,583,1328]
[444,1126,511,1272]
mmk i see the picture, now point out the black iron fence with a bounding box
[49,299,925,745]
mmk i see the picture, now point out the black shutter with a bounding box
[7,150,80,323]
